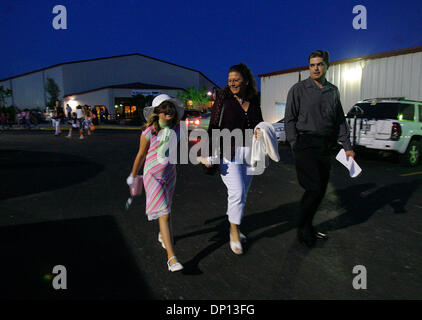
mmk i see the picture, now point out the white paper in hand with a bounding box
[335,149,362,178]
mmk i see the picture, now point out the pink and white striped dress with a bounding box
[142,124,179,220]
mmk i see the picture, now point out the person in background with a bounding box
[66,112,78,138]
[23,109,31,129]
[18,110,24,128]
[52,101,64,136]
[83,106,93,136]
[91,106,99,125]
[31,111,39,128]
[100,108,105,123]
[285,50,355,248]
[0,113,7,131]
[66,104,72,121]
[75,105,85,139]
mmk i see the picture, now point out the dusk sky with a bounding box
[0,0,421,88]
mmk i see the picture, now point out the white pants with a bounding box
[219,147,253,225]
[52,119,61,135]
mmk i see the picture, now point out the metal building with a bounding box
[0,53,218,117]
[259,46,422,123]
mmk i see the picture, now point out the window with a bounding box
[400,103,414,121]
[347,102,415,121]
[419,105,422,122]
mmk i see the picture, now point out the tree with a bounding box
[177,86,210,111]
[0,85,12,108]
[45,77,61,106]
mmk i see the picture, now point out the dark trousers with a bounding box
[294,134,332,234]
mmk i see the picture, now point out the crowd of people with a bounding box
[0,108,44,130]
[0,102,105,135]
[51,102,96,139]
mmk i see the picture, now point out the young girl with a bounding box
[127,94,184,272]
[83,106,93,136]
[75,106,85,139]
[66,112,78,138]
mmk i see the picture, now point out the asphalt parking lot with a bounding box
[0,129,421,300]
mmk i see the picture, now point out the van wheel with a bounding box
[400,140,420,167]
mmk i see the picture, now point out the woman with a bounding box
[127,94,185,272]
[202,63,263,255]
[75,105,85,139]
[52,101,64,136]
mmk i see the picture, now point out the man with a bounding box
[66,104,72,120]
[285,50,355,248]
[23,109,31,129]
[52,100,64,136]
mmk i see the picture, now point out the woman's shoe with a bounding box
[158,232,166,249]
[229,233,243,255]
[167,256,183,272]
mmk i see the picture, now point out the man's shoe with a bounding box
[297,229,316,248]
[315,231,328,239]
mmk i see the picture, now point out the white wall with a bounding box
[260,72,299,123]
[0,66,65,110]
[8,72,46,109]
[361,52,422,102]
[325,61,363,113]
[44,66,65,102]
[62,55,215,96]
[63,89,110,114]
[2,55,216,110]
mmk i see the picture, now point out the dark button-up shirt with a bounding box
[285,77,352,151]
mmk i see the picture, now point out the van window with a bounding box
[419,105,422,122]
[400,104,414,121]
[347,102,415,120]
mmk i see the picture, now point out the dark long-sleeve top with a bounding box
[207,88,264,161]
[285,77,352,151]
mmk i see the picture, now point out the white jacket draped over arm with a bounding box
[251,122,280,168]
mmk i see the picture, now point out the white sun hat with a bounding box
[143,94,185,120]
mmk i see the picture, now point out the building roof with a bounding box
[0,53,219,88]
[258,45,422,78]
[64,82,186,98]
